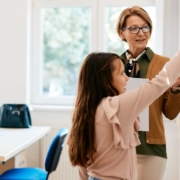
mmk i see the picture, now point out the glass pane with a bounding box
[105,6,156,55]
[42,7,90,97]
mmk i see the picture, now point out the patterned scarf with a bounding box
[125,49,146,78]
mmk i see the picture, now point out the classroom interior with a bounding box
[0,0,180,179]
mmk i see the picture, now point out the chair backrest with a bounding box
[45,127,69,175]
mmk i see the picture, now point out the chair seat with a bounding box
[0,167,47,180]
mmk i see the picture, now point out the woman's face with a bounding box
[111,58,129,94]
[120,15,151,52]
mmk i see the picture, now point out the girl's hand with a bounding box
[172,77,180,91]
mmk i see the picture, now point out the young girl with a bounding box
[68,51,180,180]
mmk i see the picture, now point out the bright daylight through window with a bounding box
[32,1,156,105]
[42,7,90,97]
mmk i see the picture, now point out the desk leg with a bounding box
[0,158,14,174]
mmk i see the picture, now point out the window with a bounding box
[32,0,156,105]
[42,7,90,96]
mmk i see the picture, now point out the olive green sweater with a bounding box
[121,47,180,158]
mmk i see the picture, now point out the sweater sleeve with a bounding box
[162,88,180,119]
[102,50,180,149]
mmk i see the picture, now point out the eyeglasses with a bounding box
[121,26,151,34]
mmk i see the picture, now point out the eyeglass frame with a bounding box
[121,25,151,34]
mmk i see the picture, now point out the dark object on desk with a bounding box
[0,104,32,128]
[0,127,69,180]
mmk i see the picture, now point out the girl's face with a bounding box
[111,58,129,94]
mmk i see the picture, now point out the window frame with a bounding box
[31,0,98,105]
[31,0,162,106]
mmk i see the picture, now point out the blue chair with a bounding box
[0,127,69,180]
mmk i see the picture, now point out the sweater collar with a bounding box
[120,47,154,64]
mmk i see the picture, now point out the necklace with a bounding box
[126,49,146,65]
[125,48,147,77]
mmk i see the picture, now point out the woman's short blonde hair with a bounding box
[116,6,153,39]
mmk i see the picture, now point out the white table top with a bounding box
[0,126,51,162]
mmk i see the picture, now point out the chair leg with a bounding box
[46,173,50,180]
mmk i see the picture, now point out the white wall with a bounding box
[0,0,30,104]
[155,0,179,57]
[162,0,179,57]
[0,0,180,179]
[164,119,180,180]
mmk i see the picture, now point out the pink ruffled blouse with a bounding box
[78,51,180,180]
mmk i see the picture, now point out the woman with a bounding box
[68,51,180,180]
[116,6,180,180]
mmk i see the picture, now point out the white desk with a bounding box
[0,126,51,163]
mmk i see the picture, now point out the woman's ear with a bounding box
[118,29,126,41]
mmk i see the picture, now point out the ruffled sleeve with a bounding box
[102,96,141,149]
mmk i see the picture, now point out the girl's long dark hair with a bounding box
[68,52,121,167]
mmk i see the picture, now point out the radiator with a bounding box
[40,126,79,180]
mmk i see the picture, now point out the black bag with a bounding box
[0,104,32,128]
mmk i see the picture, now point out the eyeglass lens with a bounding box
[130,26,150,33]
